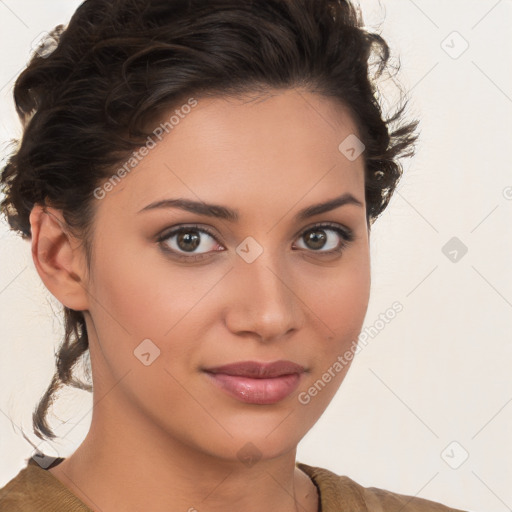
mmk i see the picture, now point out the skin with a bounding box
[29,87,371,512]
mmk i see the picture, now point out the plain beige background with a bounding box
[1,1,511,511]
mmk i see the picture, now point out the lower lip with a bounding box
[204,372,302,404]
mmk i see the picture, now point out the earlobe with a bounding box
[29,204,89,311]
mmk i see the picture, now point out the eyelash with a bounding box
[156,222,355,262]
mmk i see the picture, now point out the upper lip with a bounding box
[203,360,306,378]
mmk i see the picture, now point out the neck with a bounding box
[48,390,318,512]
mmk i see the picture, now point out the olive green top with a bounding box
[0,456,468,511]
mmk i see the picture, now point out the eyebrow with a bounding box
[138,192,363,222]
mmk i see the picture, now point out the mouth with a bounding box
[202,360,306,405]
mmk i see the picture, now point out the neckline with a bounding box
[27,456,360,511]
[25,456,93,510]
[295,461,323,511]
[296,462,366,510]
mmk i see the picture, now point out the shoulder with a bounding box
[296,462,469,512]
[0,456,92,512]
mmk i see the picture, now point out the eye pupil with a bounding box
[304,229,327,250]
[177,231,201,252]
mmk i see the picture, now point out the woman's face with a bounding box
[82,88,371,463]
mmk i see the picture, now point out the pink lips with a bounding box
[203,360,305,405]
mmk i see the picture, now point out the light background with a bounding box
[0,1,511,511]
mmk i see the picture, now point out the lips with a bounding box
[204,360,305,378]
[203,360,305,404]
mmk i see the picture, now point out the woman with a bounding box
[0,0,468,510]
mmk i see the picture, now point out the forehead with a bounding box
[96,88,366,219]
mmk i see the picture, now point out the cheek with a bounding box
[86,240,227,381]
[89,236,205,335]
[85,246,211,405]
[295,263,369,423]
[298,246,370,393]
[302,249,371,341]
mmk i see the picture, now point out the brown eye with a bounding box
[303,228,328,250]
[158,225,223,261]
[176,230,201,252]
[294,223,355,255]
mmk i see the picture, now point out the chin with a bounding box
[193,425,301,465]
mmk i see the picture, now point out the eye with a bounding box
[293,222,354,256]
[157,222,355,262]
[157,224,224,262]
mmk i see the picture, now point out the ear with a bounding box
[29,204,90,311]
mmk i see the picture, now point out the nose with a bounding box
[223,252,305,343]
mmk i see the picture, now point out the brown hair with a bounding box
[0,0,419,442]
